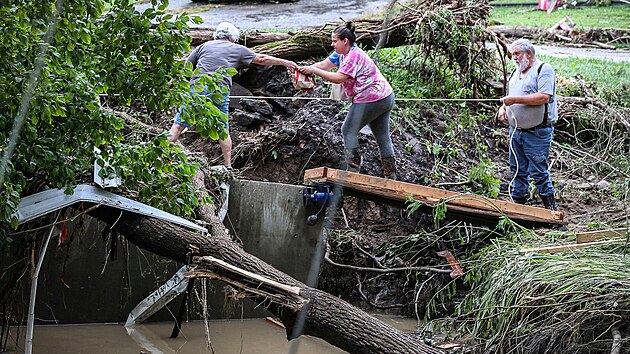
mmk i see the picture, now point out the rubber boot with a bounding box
[540,194,558,211]
[344,148,362,173]
[512,195,528,204]
[541,194,567,231]
[381,156,397,180]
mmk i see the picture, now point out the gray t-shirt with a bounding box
[187,40,257,89]
[506,59,558,129]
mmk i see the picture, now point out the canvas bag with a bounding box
[330,83,348,101]
[290,69,316,91]
[329,53,349,101]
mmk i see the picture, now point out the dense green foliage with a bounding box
[372,5,503,197]
[0,0,227,243]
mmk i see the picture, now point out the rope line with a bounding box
[98,93,501,102]
[230,95,501,102]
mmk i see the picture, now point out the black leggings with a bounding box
[341,92,395,158]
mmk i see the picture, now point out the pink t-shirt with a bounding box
[337,47,393,103]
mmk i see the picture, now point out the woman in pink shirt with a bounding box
[299,22,397,179]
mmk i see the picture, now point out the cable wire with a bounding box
[508,116,520,203]
[230,95,501,102]
[0,0,64,193]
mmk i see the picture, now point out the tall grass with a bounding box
[426,233,630,354]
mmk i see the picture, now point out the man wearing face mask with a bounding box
[497,38,559,211]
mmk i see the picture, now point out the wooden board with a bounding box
[303,167,566,226]
[576,228,628,244]
[518,239,626,254]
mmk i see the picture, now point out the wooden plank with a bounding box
[303,167,565,225]
[518,239,626,254]
[576,228,628,244]
[303,166,328,181]
[189,256,303,297]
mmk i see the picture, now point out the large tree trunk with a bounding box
[250,18,410,61]
[188,29,292,47]
[489,26,630,46]
[187,15,628,62]
[187,18,410,61]
[90,207,443,354]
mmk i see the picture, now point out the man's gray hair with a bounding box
[213,22,240,42]
[512,38,536,56]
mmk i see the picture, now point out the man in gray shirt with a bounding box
[168,22,297,170]
[497,38,559,210]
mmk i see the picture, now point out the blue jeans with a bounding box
[508,125,555,198]
[174,86,230,129]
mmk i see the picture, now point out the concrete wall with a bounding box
[6,180,323,324]
[226,180,325,283]
[32,219,181,324]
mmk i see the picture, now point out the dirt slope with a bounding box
[167,62,628,318]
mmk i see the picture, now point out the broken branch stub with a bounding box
[187,256,308,312]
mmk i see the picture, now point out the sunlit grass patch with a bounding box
[540,54,630,104]
[490,4,630,28]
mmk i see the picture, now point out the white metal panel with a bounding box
[16,184,207,233]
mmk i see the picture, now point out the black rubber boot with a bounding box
[512,195,528,204]
[541,194,567,230]
[343,148,362,173]
[540,194,558,211]
[381,156,397,180]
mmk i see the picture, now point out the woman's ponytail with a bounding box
[333,21,356,44]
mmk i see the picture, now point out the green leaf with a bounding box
[81,30,91,44]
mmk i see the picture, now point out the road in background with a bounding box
[489,42,630,62]
[134,1,629,61]
[135,0,392,30]
[537,45,630,62]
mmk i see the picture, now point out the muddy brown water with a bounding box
[7,315,419,353]
[8,319,344,353]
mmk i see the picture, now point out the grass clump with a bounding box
[426,232,630,354]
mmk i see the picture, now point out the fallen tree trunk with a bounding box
[89,207,443,354]
[187,17,409,59]
[489,25,630,45]
[250,18,409,61]
[188,28,292,47]
[250,0,490,61]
